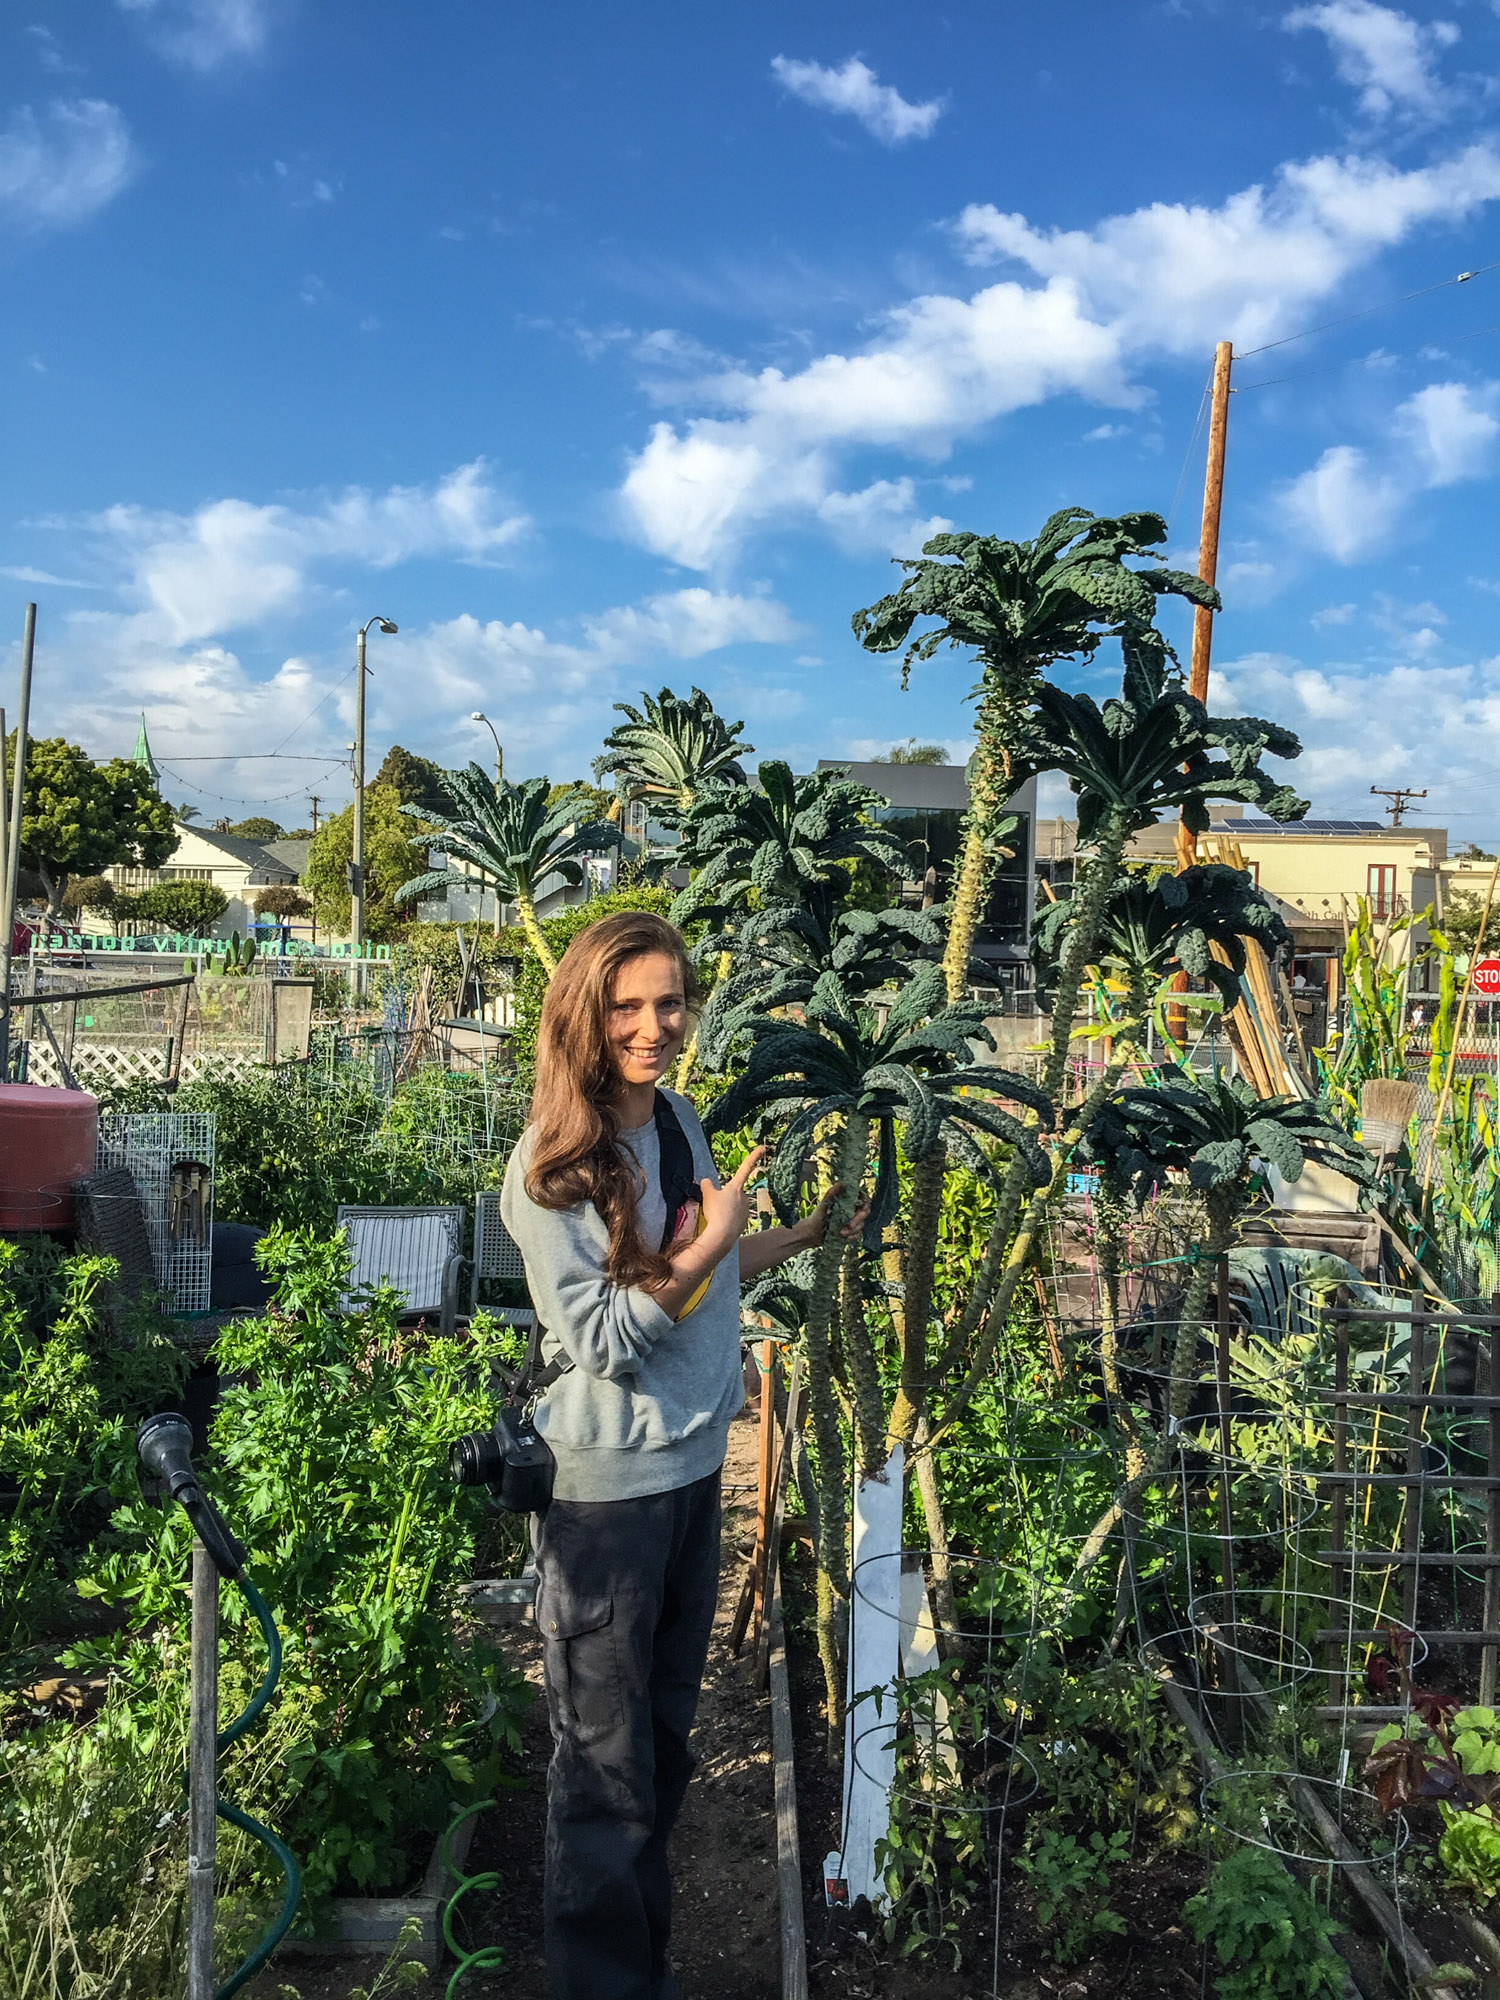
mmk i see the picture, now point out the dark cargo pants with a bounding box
[534,1467,721,2000]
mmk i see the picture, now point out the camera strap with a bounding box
[520,1091,702,1399]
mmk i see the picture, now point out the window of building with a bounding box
[1368,863,1397,918]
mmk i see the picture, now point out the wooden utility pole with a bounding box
[1177,341,1233,870]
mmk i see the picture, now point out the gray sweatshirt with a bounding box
[499,1087,743,1502]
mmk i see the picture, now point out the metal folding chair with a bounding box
[335,1204,467,1333]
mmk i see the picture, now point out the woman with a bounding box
[501,910,860,2000]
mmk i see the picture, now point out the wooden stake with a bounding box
[1176,340,1233,873]
[731,1338,779,1655]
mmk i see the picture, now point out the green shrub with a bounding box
[129,878,229,932]
[67,1229,531,1911]
[1184,1846,1345,1999]
[0,1239,184,1650]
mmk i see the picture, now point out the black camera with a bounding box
[450,1407,554,1514]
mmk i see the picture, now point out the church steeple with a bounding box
[132,713,159,785]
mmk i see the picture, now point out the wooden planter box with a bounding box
[277,1810,479,1971]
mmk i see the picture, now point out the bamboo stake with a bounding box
[1424,849,1500,1190]
[1176,340,1233,873]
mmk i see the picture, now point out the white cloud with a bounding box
[0,99,136,230]
[1311,601,1359,627]
[1284,1,1458,119]
[116,0,269,70]
[619,144,1500,569]
[12,474,798,797]
[954,145,1500,357]
[1284,379,1499,560]
[581,587,799,658]
[1215,649,1500,839]
[770,55,942,145]
[58,462,530,646]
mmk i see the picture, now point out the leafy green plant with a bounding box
[66,1230,531,1912]
[671,759,908,934]
[396,768,614,976]
[1183,1846,1345,1999]
[129,877,230,932]
[594,684,754,825]
[0,1240,184,1649]
[852,508,1219,1000]
[1015,1825,1129,1964]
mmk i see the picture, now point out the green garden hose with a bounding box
[208,1574,303,2000]
[438,1800,505,1996]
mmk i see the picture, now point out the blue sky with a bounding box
[6,0,1500,844]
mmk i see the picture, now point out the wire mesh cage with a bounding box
[96,1111,215,1313]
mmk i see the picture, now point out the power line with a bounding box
[1234,262,1500,362]
[1236,313,1500,393]
[155,756,346,808]
[150,752,344,763]
[266,663,356,758]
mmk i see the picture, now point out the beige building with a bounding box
[1038,808,1451,993]
[108,824,301,935]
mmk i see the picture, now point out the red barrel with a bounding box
[0,1084,99,1231]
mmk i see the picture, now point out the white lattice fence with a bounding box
[25,1043,265,1090]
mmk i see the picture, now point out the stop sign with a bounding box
[1473,958,1500,996]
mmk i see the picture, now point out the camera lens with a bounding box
[449,1427,507,1487]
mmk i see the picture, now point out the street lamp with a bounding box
[469,711,503,785]
[352,615,398,964]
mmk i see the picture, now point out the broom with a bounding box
[1360,1078,1418,1162]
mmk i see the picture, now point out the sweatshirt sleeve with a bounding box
[501,1141,675,1382]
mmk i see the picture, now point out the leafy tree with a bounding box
[594,686,754,824]
[253,884,312,921]
[128,880,230,933]
[1441,886,1489,958]
[373,745,452,818]
[394,769,614,977]
[871,740,947,764]
[176,803,201,824]
[61,875,115,920]
[546,780,616,821]
[226,816,285,842]
[306,784,425,943]
[852,510,1217,998]
[3,735,177,917]
[671,761,907,934]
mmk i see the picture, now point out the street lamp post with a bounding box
[352,616,398,964]
[469,711,503,785]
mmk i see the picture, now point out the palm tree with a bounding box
[706,961,1051,1747]
[852,509,1218,999]
[594,685,753,826]
[393,767,613,978]
[671,761,908,934]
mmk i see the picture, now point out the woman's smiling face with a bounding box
[606,950,688,1092]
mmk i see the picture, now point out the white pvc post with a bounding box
[839,1443,904,1908]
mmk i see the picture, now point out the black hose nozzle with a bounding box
[137,1412,201,1504]
[137,1411,248,1580]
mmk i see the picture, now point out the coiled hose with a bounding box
[439,1800,504,1996]
[207,1574,302,2000]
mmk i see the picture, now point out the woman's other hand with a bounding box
[790,1183,871,1249]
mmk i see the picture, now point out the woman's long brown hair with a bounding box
[525,910,701,1289]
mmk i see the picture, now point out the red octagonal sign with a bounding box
[1473,958,1500,996]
